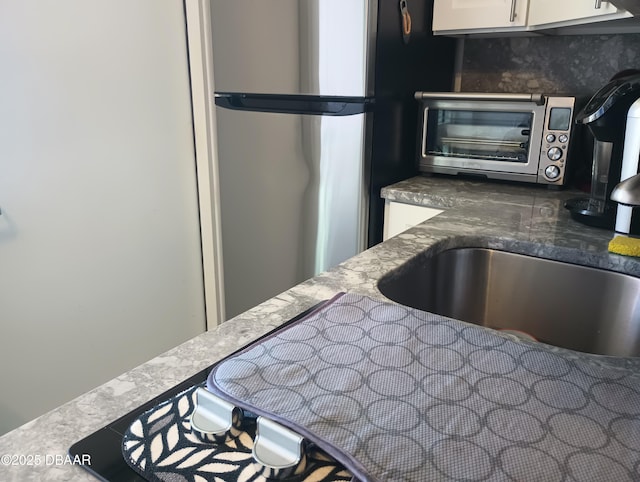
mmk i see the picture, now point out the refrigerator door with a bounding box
[216,107,367,318]
[210,0,376,97]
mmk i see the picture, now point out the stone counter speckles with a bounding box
[2,175,639,481]
[382,176,640,275]
[459,34,640,95]
[381,175,583,208]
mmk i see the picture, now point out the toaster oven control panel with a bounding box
[538,98,578,184]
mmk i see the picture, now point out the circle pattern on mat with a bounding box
[468,348,518,375]
[430,438,494,481]
[590,381,640,415]
[368,344,414,368]
[365,433,427,474]
[267,341,316,362]
[212,293,640,482]
[424,403,482,437]
[532,379,589,410]
[548,412,608,449]
[308,394,363,424]
[415,322,459,346]
[566,452,634,482]
[609,416,640,450]
[365,399,421,432]
[417,346,465,372]
[317,343,366,367]
[475,376,530,406]
[485,407,546,443]
[367,323,412,344]
[499,446,564,482]
[313,366,363,393]
[518,349,572,378]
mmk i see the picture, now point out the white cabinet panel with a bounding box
[383,201,443,240]
[433,0,530,33]
[433,0,634,35]
[528,0,631,27]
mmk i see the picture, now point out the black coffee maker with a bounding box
[565,71,640,229]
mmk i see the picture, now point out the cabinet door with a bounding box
[383,201,443,240]
[528,0,630,26]
[433,0,529,32]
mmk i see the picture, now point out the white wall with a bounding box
[0,0,206,435]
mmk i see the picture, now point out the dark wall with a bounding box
[368,0,455,246]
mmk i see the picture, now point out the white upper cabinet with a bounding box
[433,0,636,35]
[433,0,530,34]
[528,0,631,28]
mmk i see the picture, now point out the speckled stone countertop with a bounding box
[1,174,639,481]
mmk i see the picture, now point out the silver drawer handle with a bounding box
[595,0,603,9]
[190,387,242,443]
[510,0,517,21]
[252,417,306,479]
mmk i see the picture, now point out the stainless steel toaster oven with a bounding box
[415,92,584,185]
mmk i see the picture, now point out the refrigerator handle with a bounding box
[215,93,372,116]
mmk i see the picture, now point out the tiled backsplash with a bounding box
[460,34,640,95]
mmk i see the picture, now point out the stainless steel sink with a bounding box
[378,247,640,357]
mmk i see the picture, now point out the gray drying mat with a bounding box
[207,292,640,482]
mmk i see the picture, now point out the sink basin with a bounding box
[378,247,640,357]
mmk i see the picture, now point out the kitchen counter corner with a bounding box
[2,175,639,481]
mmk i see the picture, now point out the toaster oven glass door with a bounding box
[424,109,533,163]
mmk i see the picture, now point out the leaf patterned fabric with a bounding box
[122,382,355,481]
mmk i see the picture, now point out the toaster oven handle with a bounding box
[420,107,429,160]
[414,92,545,105]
